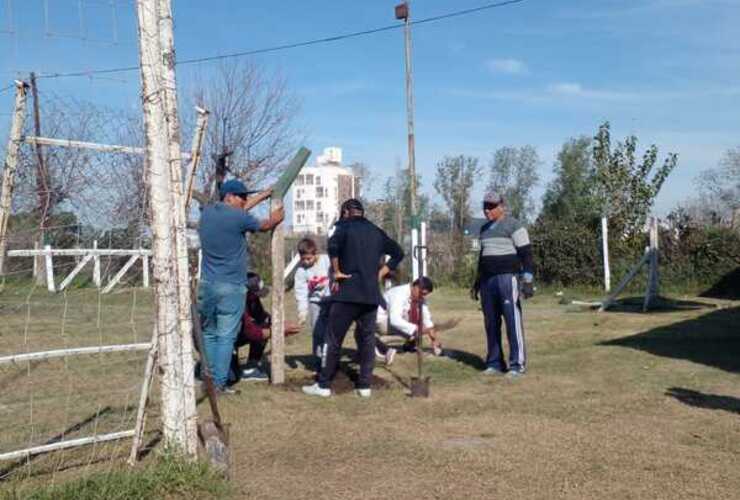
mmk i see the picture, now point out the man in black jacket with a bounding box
[303,199,404,398]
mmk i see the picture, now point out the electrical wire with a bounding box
[33,0,528,80]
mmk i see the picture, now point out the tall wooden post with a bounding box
[0,81,28,277]
[30,73,49,286]
[136,0,197,456]
[270,197,286,384]
[269,148,311,385]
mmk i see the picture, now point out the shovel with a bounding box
[191,302,231,476]
[410,244,430,398]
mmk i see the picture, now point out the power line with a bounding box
[0,84,15,94]
[34,0,528,80]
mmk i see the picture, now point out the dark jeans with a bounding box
[318,302,377,390]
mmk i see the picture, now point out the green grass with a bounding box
[1,455,230,500]
[1,281,739,499]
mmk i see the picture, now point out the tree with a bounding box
[189,61,303,197]
[433,155,480,235]
[593,122,677,238]
[540,136,599,223]
[486,146,540,222]
[347,161,373,203]
[695,147,740,228]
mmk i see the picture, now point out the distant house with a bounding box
[289,147,359,235]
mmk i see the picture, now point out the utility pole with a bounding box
[396,2,417,226]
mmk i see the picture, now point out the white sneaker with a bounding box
[302,383,331,398]
[375,347,385,360]
[355,388,371,398]
[385,348,397,366]
[433,345,443,357]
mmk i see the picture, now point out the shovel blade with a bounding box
[198,420,231,477]
[410,376,430,398]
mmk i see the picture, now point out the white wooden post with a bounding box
[270,198,286,385]
[136,0,197,456]
[92,240,101,287]
[643,217,659,312]
[420,221,427,277]
[411,228,419,280]
[32,241,39,279]
[0,82,28,276]
[601,216,611,292]
[44,244,55,292]
[142,253,150,288]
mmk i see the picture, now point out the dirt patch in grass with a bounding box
[282,369,392,395]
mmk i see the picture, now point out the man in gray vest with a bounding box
[471,192,534,377]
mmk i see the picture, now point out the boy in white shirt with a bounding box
[294,238,332,360]
[376,277,442,363]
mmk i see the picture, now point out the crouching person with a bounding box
[375,277,441,365]
[234,271,301,382]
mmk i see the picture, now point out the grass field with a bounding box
[1,284,739,499]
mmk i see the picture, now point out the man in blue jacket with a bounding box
[303,199,404,398]
[198,179,283,394]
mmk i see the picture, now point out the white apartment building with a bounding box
[290,147,359,235]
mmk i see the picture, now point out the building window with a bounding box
[296,175,304,186]
[306,174,314,185]
[295,200,305,210]
[315,176,322,186]
[316,186,324,198]
[306,200,314,210]
[316,213,324,223]
[297,214,304,224]
[296,189,302,199]
[317,201,322,211]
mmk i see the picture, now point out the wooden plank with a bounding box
[0,430,135,462]
[58,253,93,291]
[128,329,158,465]
[0,82,28,276]
[0,343,151,365]
[185,107,209,210]
[283,252,300,281]
[23,136,192,158]
[7,248,151,257]
[599,250,650,312]
[270,198,285,385]
[102,254,138,294]
[272,147,311,199]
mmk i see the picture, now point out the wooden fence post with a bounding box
[0,81,28,277]
[44,244,55,292]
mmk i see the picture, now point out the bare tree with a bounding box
[188,61,302,197]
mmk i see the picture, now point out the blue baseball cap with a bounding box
[220,179,249,198]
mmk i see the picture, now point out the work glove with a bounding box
[521,273,534,299]
[470,276,480,301]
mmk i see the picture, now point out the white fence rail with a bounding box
[5,245,151,293]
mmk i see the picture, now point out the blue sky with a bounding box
[1,0,738,215]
